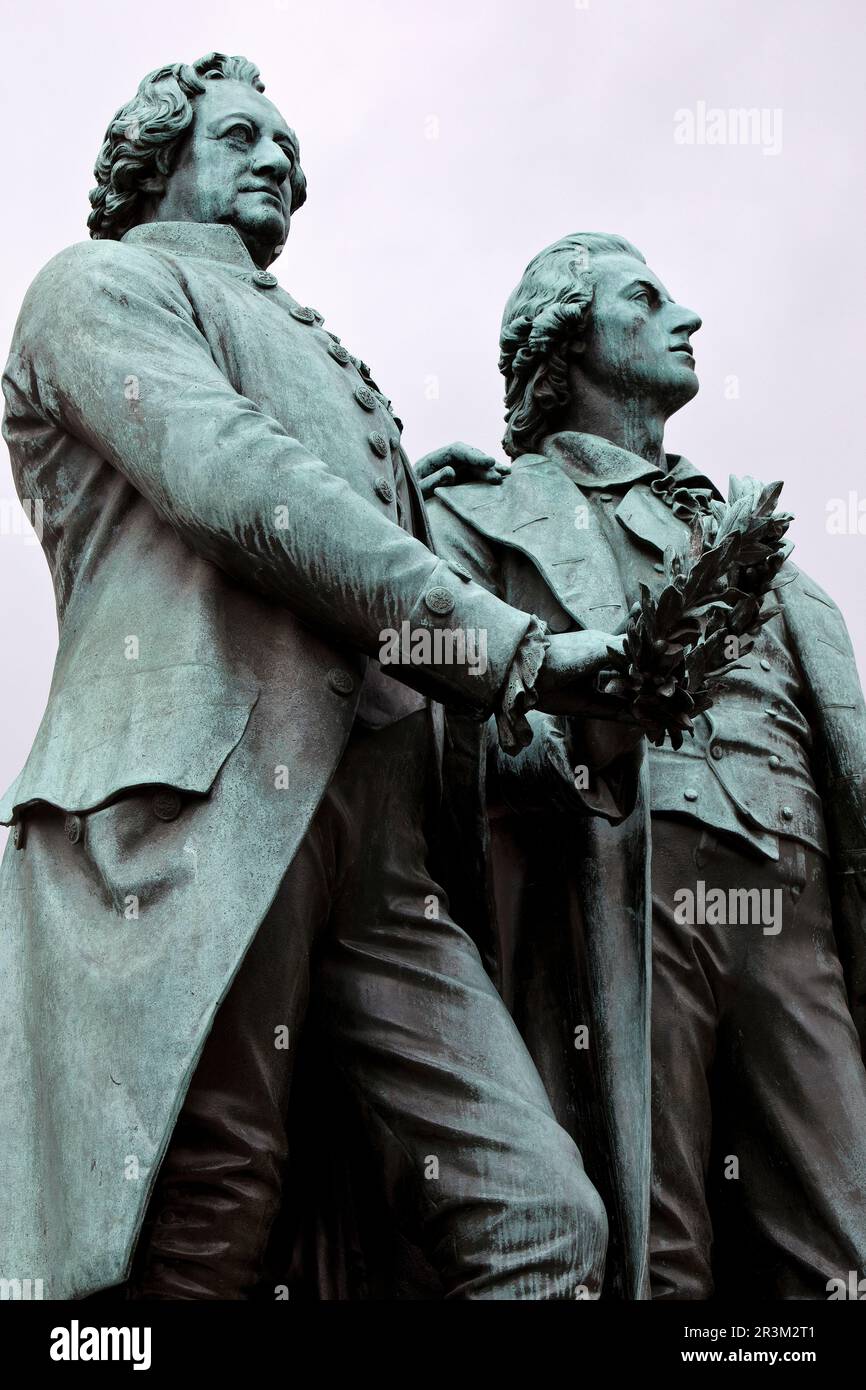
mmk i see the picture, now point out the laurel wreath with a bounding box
[600,475,794,749]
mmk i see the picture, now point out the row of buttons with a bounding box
[13,790,186,852]
[60,790,184,845]
[681,786,794,819]
[708,743,784,770]
[285,302,398,499]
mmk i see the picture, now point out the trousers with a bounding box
[130,709,606,1299]
[649,815,866,1299]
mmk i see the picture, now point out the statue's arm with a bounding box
[5,242,532,712]
[427,495,643,820]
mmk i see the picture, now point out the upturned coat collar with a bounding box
[541,430,720,497]
[122,220,261,269]
[539,432,725,560]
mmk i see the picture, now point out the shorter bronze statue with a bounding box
[428,232,866,1299]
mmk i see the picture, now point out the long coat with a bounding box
[0,220,531,1299]
[427,449,866,1300]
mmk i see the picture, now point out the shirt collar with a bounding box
[540,430,721,498]
[122,220,258,269]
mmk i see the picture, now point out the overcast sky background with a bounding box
[1,0,864,844]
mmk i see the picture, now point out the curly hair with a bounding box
[499,233,644,459]
[88,52,307,241]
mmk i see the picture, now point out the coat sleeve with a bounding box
[2,240,531,713]
[428,489,642,819]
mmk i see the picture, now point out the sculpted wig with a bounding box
[499,233,644,459]
[88,52,307,241]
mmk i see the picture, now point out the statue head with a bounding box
[88,52,307,268]
[499,233,702,459]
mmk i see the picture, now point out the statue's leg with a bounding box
[128,815,332,1300]
[315,709,608,1300]
[131,705,606,1300]
[716,838,866,1298]
[648,817,726,1300]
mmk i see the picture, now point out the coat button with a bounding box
[768,754,782,769]
[374,477,394,504]
[328,341,351,365]
[64,813,83,844]
[653,562,665,573]
[327,668,355,696]
[253,270,278,288]
[368,431,389,458]
[424,586,456,616]
[710,743,723,760]
[683,788,698,802]
[12,818,26,850]
[781,805,793,821]
[354,384,377,411]
[599,492,614,502]
[760,658,771,671]
[291,304,318,323]
[153,789,182,822]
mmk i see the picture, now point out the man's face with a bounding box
[572,254,702,417]
[151,80,296,266]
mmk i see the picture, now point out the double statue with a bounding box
[2,52,866,1302]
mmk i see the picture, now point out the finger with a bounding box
[419,466,455,495]
[448,445,500,469]
[473,466,504,483]
[413,454,435,479]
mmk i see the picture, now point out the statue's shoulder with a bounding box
[782,565,845,620]
[25,238,178,306]
[432,453,550,514]
[16,239,186,344]
[32,237,168,289]
[430,453,567,545]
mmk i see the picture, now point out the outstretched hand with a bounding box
[415,442,510,497]
[534,631,641,719]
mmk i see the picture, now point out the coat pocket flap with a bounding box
[0,661,259,823]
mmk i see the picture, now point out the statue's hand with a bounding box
[534,631,642,719]
[414,442,510,497]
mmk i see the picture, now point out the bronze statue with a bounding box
[0,66,673,1302]
[427,232,866,1299]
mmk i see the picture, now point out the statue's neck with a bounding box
[560,393,667,469]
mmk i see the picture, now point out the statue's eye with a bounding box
[632,288,652,305]
[224,123,253,144]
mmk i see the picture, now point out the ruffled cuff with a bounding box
[494,614,550,756]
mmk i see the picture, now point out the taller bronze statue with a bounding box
[0,58,677,1301]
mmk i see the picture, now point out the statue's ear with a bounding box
[142,148,176,194]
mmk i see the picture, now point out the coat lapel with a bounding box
[434,455,628,631]
[614,484,692,557]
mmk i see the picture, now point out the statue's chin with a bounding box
[656,368,700,416]
[232,210,286,265]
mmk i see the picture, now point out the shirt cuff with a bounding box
[494,614,550,756]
